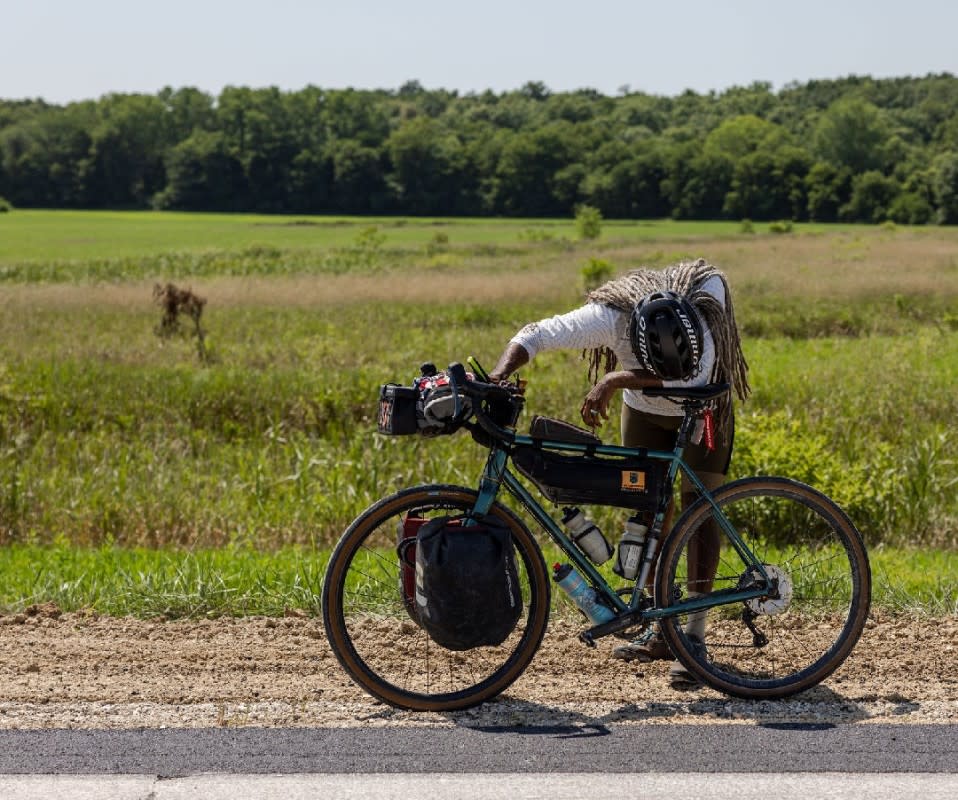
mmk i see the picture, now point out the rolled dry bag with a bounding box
[414,514,522,650]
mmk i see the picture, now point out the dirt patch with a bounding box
[0,608,954,729]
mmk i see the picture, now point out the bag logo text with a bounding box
[621,470,647,492]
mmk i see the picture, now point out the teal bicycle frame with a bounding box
[468,423,773,644]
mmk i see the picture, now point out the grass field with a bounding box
[0,210,956,616]
[1,210,878,263]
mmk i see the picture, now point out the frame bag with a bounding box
[511,445,664,511]
[414,515,522,651]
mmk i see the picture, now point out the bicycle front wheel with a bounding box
[655,477,871,699]
[322,484,550,711]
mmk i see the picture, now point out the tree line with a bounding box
[2,75,957,223]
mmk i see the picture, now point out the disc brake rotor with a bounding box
[745,564,793,616]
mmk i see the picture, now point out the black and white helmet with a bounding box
[629,291,704,380]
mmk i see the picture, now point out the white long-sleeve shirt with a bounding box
[510,276,725,417]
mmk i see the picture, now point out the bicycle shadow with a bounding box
[439,684,873,735]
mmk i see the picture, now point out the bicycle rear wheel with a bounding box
[655,477,871,699]
[322,484,550,711]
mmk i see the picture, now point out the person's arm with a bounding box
[580,369,661,427]
[488,304,617,383]
[488,342,530,383]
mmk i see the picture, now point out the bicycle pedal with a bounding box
[612,627,648,640]
[578,632,596,648]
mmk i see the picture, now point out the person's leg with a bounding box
[612,405,680,663]
[668,419,733,686]
[679,470,723,640]
[620,403,680,584]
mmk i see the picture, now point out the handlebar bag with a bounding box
[414,515,522,651]
[378,384,420,435]
[511,445,665,511]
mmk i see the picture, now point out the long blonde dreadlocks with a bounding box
[585,258,751,431]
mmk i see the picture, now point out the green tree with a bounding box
[158,86,215,141]
[386,117,475,214]
[327,139,390,213]
[724,145,811,220]
[287,149,333,213]
[662,144,733,220]
[805,162,851,222]
[83,93,172,207]
[153,130,247,211]
[703,114,789,161]
[813,99,892,174]
[492,122,589,216]
[841,170,900,222]
[931,151,958,224]
[0,104,95,207]
[888,192,933,224]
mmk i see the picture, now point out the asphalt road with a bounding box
[0,723,954,775]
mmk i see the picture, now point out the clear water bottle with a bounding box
[562,507,613,565]
[613,515,648,580]
[552,563,615,624]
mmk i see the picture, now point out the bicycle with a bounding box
[322,360,871,711]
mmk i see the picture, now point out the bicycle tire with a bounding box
[654,476,871,699]
[322,484,551,711]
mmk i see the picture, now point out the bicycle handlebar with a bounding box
[438,361,730,448]
[439,362,523,445]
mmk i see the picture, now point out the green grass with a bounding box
[0,210,956,619]
[0,542,952,618]
[0,209,881,265]
[870,547,958,616]
[0,543,327,617]
[3,311,955,550]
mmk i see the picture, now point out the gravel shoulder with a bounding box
[0,605,955,730]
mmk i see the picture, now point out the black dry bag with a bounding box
[414,515,523,651]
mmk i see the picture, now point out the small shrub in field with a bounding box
[580,257,614,291]
[518,228,556,243]
[327,226,387,271]
[740,219,755,234]
[0,196,12,212]
[769,220,794,234]
[733,410,896,543]
[354,225,386,251]
[425,231,449,256]
[574,205,602,240]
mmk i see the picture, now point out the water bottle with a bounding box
[613,515,648,580]
[552,563,615,624]
[562,507,613,565]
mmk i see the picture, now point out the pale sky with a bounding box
[3,0,956,103]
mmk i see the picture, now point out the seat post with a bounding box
[673,400,703,452]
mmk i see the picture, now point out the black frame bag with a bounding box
[511,445,664,511]
[414,515,522,651]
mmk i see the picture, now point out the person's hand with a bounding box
[580,376,616,427]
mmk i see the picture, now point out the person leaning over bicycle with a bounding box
[488,257,751,688]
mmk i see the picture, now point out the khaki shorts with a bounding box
[620,404,733,476]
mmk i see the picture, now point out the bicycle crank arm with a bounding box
[578,610,647,647]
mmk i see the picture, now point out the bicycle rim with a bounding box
[322,484,550,711]
[655,477,871,699]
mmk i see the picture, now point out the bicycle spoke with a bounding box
[656,477,870,698]
[323,485,550,710]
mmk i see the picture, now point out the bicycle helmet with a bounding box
[629,291,704,380]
